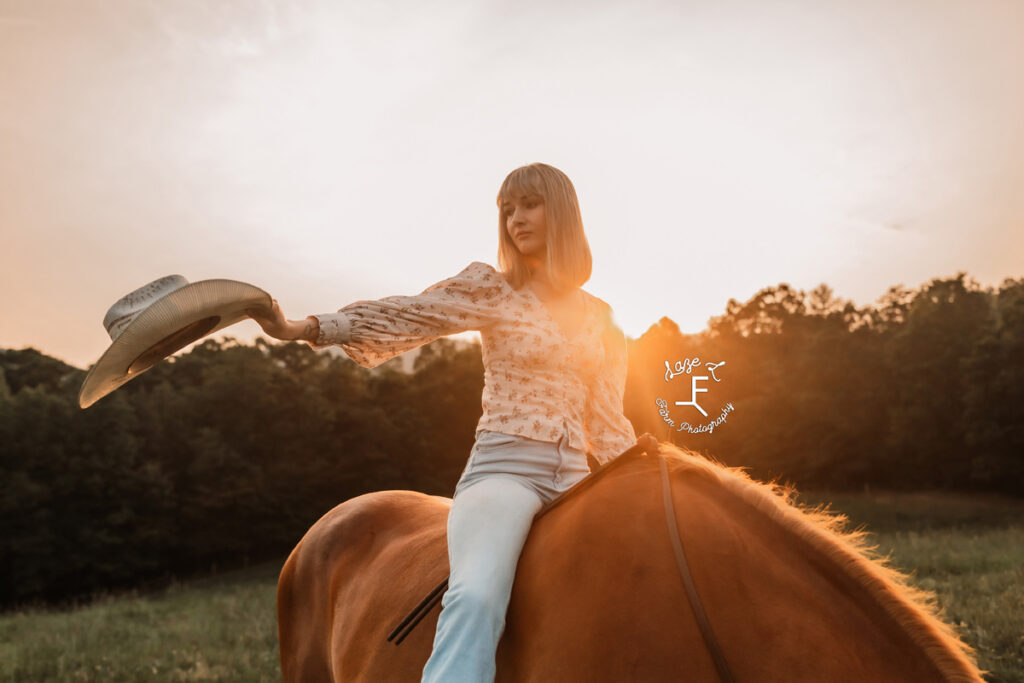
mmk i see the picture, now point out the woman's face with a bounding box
[501,193,547,260]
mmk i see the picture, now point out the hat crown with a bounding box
[103,275,189,341]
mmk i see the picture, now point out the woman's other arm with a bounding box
[583,302,638,466]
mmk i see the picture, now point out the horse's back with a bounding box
[498,457,723,681]
[277,460,719,683]
[277,490,451,682]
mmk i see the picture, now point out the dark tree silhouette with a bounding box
[1,270,1021,606]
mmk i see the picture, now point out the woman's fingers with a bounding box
[636,433,660,455]
[247,299,285,335]
[246,306,273,325]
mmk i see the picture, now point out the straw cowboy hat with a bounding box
[78,275,272,409]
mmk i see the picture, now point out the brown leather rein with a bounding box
[386,438,736,683]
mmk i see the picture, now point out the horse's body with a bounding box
[277,444,984,682]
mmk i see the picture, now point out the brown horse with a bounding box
[276,442,985,682]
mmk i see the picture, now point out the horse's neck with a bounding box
[511,454,981,682]
[668,468,981,683]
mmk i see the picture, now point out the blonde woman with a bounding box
[250,162,637,682]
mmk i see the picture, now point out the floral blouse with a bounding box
[309,261,637,466]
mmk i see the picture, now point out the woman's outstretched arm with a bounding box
[251,261,504,369]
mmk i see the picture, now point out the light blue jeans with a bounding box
[420,427,591,683]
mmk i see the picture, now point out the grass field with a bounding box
[2,489,1022,682]
[0,562,283,682]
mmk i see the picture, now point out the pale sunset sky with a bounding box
[2,0,1022,370]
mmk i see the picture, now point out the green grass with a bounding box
[2,490,1023,682]
[0,562,283,682]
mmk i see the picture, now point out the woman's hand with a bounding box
[636,433,660,456]
[247,299,314,342]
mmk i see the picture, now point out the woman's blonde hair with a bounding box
[496,163,592,292]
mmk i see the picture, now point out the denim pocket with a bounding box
[465,431,519,473]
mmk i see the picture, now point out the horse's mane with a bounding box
[652,442,984,682]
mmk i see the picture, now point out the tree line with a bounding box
[0,271,1020,607]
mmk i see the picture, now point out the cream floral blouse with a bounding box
[310,261,637,466]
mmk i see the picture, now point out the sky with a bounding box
[2,0,1022,370]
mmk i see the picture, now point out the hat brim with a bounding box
[79,279,272,409]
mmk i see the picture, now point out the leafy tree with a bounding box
[962,278,1024,493]
[884,273,992,488]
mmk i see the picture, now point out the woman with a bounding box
[249,162,637,682]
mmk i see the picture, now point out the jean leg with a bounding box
[421,476,544,683]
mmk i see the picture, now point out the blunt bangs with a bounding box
[497,166,549,207]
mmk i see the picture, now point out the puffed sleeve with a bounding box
[308,261,504,369]
[584,301,638,466]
